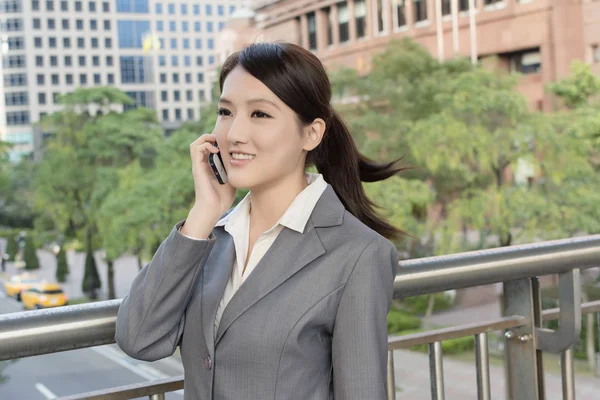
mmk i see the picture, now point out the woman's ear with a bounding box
[303,118,326,151]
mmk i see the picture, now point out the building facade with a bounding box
[216,0,595,113]
[0,0,243,162]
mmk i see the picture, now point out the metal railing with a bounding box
[0,234,599,399]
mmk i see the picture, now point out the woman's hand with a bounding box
[182,133,236,238]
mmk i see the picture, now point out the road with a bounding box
[0,292,185,400]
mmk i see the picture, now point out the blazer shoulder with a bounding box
[338,210,396,249]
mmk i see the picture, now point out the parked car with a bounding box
[3,273,40,301]
[21,283,68,310]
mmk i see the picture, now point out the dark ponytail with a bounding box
[307,110,406,240]
[220,42,406,241]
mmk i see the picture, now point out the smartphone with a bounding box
[208,143,228,184]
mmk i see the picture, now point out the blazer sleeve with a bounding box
[332,235,398,400]
[115,220,216,361]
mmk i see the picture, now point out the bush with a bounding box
[388,307,422,334]
[55,247,69,283]
[401,292,455,315]
[4,233,18,261]
[23,235,39,270]
[82,248,101,299]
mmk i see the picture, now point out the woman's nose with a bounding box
[226,117,249,144]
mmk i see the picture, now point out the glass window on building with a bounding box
[36,56,44,67]
[105,38,112,48]
[183,38,190,49]
[78,37,85,48]
[182,21,188,32]
[194,21,201,32]
[194,4,200,15]
[159,55,166,66]
[5,73,27,87]
[186,90,192,101]
[75,1,82,11]
[93,55,100,66]
[337,2,349,43]
[60,0,67,10]
[206,4,212,15]
[459,0,469,10]
[66,74,73,84]
[185,73,191,83]
[184,55,191,66]
[4,91,29,106]
[395,0,406,28]
[413,0,427,22]
[4,55,25,68]
[171,55,178,66]
[47,18,55,30]
[89,1,96,12]
[32,0,40,11]
[187,108,194,120]
[199,89,205,101]
[91,20,97,30]
[325,7,333,46]
[181,3,187,14]
[173,90,180,102]
[35,37,43,48]
[175,108,181,120]
[170,38,177,49]
[76,19,84,30]
[161,91,168,101]
[172,73,179,83]
[307,12,316,50]
[157,20,163,31]
[169,20,176,31]
[80,74,88,85]
[118,20,151,48]
[1,18,24,32]
[46,0,54,11]
[218,5,224,16]
[104,20,111,30]
[160,73,167,83]
[509,49,541,75]
[168,3,175,14]
[38,92,46,104]
[94,74,101,84]
[208,55,214,64]
[106,55,113,66]
[120,56,146,83]
[156,3,162,13]
[33,18,41,29]
[63,37,71,48]
[107,73,114,84]
[117,0,149,13]
[6,111,30,126]
[37,74,45,84]
[91,38,99,48]
[52,92,60,104]
[62,19,69,29]
[229,5,235,14]
[354,0,366,38]
[50,55,58,66]
[195,39,202,49]
[375,0,384,33]
[207,21,213,33]
[197,72,204,83]
[208,38,214,49]
[64,55,72,66]
[47,37,56,48]
[196,55,203,65]
[219,22,224,31]
[51,74,59,85]
[442,0,451,15]
[103,1,110,12]
[79,55,86,66]
[162,109,169,120]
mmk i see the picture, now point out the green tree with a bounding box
[23,235,39,270]
[82,231,101,299]
[55,246,69,283]
[33,87,163,298]
[5,234,18,261]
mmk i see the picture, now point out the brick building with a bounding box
[215,0,600,112]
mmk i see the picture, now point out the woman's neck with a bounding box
[249,173,309,231]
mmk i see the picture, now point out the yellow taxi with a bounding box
[21,282,68,310]
[3,273,40,301]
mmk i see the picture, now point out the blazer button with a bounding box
[204,355,212,370]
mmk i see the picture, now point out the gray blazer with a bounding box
[115,185,398,400]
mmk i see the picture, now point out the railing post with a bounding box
[474,333,491,400]
[386,350,395,400]
[428,341,445,400]
[561,348,575,400]
[149,394,165,400]
[503,279,541,400]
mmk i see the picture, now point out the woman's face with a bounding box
[214,66,321,191]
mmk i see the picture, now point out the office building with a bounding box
[0,0,243,162]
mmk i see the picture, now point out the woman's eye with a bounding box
[217,108,231,116]
[252,111,270,118]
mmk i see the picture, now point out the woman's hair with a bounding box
[219,42,405,241]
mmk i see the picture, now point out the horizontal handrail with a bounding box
[55,375,183,400]
[0,235,598,361]
[395,234,600,297]
[388,315,526,350]
[541,300,600,321]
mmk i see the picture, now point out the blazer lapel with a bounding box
[215,220,326,345]
[201,226,235,354]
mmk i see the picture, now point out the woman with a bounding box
[116,42,403,400]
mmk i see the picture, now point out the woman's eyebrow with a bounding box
[219,97,280,110]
